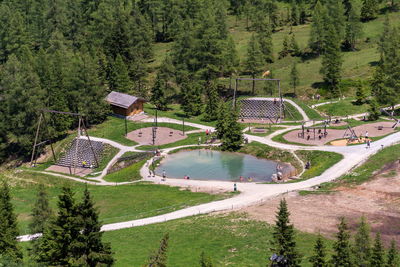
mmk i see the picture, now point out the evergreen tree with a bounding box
[370,233,384,267]
[246,34,264,94]
[256,19,274,64]
[0,182,22,262]
[328,0,346,41]
[270,198,301,267]
[320,24,343,97]
[76,187,114,266]
[309,1,327,55]
[181,78,203,117]
[353,216,371,267]
[151,75,168,111]
[29,184,53,254]
[204,82,220,121]
[147,233,169,267]
[279,35,290,59]
[355,82,369,104]
[221,106,243,151]
[290,34,301,56]
[109,54,132,93]
[222,35,240,76]
[290,0,299,26]
[309,234,328,267]
[331,217,352,267]
[386,240,398,267]
[290,63,299,96]
[344,4,363,51]
[361,0,379,21]
[216,100,229,139]
[37,187,82,266]
[199,252,213,267]
[368,98,381,121]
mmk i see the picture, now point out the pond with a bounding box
[155,149,278,182]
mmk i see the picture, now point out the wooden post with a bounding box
[41,112,57,163]
[81,118,99,168]
[233,78,238,108]
[278,80,283,121]
[182,118,185,136]
[124,116,128,137]
[74,117,81,175]
[30,113,43,166]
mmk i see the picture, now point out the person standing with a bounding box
[162,170,166,181]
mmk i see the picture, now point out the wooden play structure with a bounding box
[298,121,328,140]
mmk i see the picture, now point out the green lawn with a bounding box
[89,116,197,146]
[316,98,370,116]
[94,144,120,172]
[2,171,227,235]
[300,143,400,195]
[239,141,302,172]
[136,132,208,151]
[144,104,217,127]
[103,158,148,183]
[102,213,334,267]
[296,150,343,180]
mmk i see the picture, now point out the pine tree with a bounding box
[368,98,381,121]
[199,252,213,267]
[290,0,299,26]
[204,82,220,121]
[331,217,352,267]
[181,77,203,117]
[361,0,379,21]
[246,34,264,94]
[290,63,299,96]
[309,1,327,55]
[353,216,371,267]
[290,34,301,56]
[76,187,114,266]
[221,106,243,151]
[320,24,343,97]
[344,4,363,51]
[270,198,301,267]
[309,234,328,267]
[370,233,384,267]
[328,0,346,41]
[222,36,240,76]
[355,82,369,104]
[151,75,168,111]
[147,233,169,267]
[386,240,398,267]
[109,54,132,93]
[279,35,290,59]
[216,100,229,139]
[256,19,274,64]
[37,187,82,266]
[29,184,53,254]
[0,182,23,262]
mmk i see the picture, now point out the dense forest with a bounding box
[0,0,399,163]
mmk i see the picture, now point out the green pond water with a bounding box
[155,149,278,182]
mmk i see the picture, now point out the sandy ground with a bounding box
[46,165,92,177]
[244,161,400,246]
[126,127,187,145]
[284,121,398,146]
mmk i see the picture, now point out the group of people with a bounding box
[239,176,253,182]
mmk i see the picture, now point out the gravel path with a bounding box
[18,100,400,241]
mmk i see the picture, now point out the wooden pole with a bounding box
[81,118,99,168]
[74,117,81,175]
[125,116,128,137]
[41,112,57,163]
[30,113,43,166]
[182,118,185,136]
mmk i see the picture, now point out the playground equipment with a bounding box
[298,121,328,140]
[30,109,101,175]
[343,125,359,143]
[232,78,296,123]
[381,108,400,128]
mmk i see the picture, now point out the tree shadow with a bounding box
[369,61,380,67]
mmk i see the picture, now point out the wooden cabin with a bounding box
[106,91,146,117]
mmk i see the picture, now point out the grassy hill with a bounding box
[150,11,400,99]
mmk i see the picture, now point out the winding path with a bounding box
[18,98,400,241]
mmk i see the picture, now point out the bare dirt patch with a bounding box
[244,161,400,246]
[126,127,187,146]
[46,165,92,177]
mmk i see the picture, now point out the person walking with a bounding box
[162,170,166,181]
[366,139,371,149]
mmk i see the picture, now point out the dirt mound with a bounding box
[244,161,400,246]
